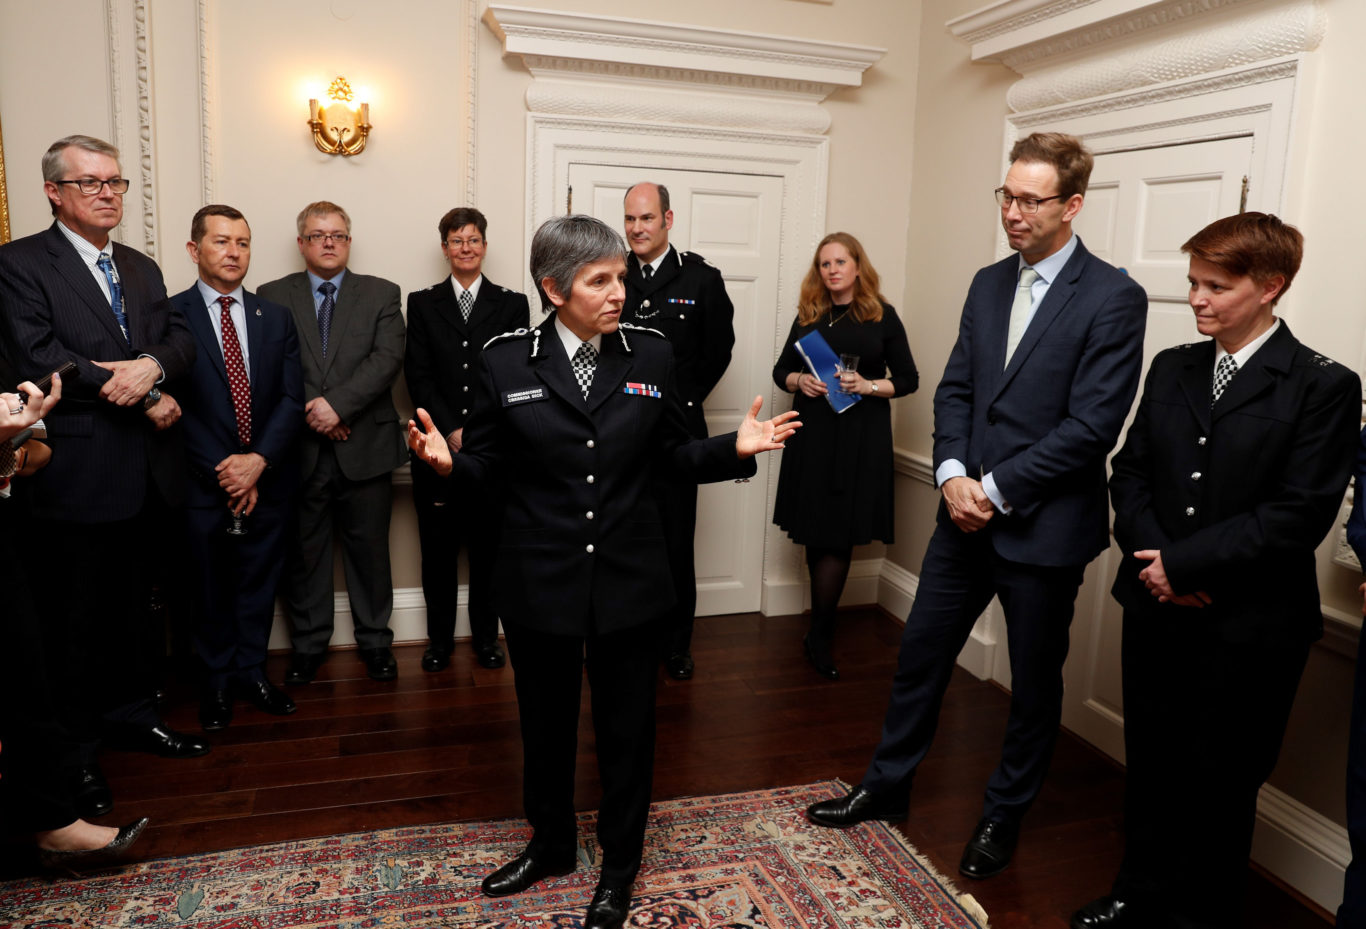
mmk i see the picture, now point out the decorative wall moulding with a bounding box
[484,4,883,97]
[949,0,1320,77]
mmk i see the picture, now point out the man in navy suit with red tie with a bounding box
[171,205,304,730]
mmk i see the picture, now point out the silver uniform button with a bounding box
[1185,506,1196,516]
[586,511,594,520]
[586,544,595,553]
[462,341,469,347]
[1191,471,1202,481]
[679,313,686,320]
[461,408,468,415]
[462,363,469,370]
[1197,436,1207,446]
[462,386,469,392]
[586,474,595,484]
[586,439,595,448]
[642,299,650,309]
[686,401,694,407]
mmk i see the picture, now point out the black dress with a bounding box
[771,303,918,547]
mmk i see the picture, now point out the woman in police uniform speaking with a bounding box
[407,214,799,929]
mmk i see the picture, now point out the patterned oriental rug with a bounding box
[0,781,988,928]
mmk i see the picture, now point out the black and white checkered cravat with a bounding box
[458,289,474,323]
[1212,354,1238,406]
[572,341,598,400]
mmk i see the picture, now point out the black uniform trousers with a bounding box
[411,459,499,650]
[502,618,659,886]
[862,520,1083,824]
[654,477,699,657]
[1115,610,1308,929]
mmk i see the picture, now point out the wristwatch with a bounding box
[143,387,162,410]
[870,382,880,394]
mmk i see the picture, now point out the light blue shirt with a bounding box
[195,279,251,379]
[935,234,1080,514]
[307,268,347,318]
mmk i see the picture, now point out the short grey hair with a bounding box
[296,200,352,236]
[530,215,628,311]
[42,135,121,184]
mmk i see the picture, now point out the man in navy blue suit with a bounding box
[808,132,1148,879]
[171,205,303,731]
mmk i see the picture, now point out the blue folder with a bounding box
[795,330,861,414]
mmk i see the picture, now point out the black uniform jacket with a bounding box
[404,275,530,438]
[624,246,734,438]
[1110,323,1360,645]
[450,315,756,636]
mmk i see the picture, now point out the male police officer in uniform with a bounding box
[622,181,735,679]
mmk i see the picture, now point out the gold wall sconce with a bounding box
[308,76,371,156]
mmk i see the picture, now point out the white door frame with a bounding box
[526,116,830,615]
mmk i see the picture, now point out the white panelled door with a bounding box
[567,163,785,615]
[1053,136,1254,761]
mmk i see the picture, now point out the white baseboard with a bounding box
[266,586,451,651]
[1253,784,1349,914]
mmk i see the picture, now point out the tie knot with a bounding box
[1218,354,1238,374]
[642,262,654,280]
[319,281,336,297]
[97,253,113,270]
[1018,267,1040,288]
[574,341,598,363]
[217,295,234,312]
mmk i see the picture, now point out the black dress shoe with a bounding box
[237,679,297,716]
[37,816,148,876]
[959,818,1019,879]
[806,785,907,828]
[584,881,632,929]
[665,653,694,680]
[474,642,506,669]
[480,850,577,896]
[421,644,452,672]
[803,636,840,681]
[74,765,113,819]
[112,723,211,759]
[1071,895,1134,928]
[284,652,325,685]
[199,689,233,731]
[359,647,398,681]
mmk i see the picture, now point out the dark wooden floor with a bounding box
[67,609,1335,927]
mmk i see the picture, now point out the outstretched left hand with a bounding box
[735,395,801,459]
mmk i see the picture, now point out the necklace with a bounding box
[826,307,850,327]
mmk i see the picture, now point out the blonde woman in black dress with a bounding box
[773,232,918,679]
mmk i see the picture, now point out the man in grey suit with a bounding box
[258,201,406,683]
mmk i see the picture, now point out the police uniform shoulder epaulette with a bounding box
[483,327,531,350]
[1304,351,1342,370]
[620,321,666,339]
[680,250,718,269]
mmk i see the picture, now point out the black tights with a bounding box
[805,546,853,659]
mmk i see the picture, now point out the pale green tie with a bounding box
[1004,267,1040,368]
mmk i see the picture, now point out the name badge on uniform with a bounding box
[502,386,547,406]
[623,382,662,399]
[667,298,696,305]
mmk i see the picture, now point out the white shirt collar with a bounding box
[56,220,108,265]
[450,274,483,303]
[196,278,245,310]
[553,314,602,360]
[1017,233,1078,285]
[1215,318,1281,370]
[638,247,672,277]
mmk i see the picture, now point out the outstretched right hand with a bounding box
[407,408,453,477]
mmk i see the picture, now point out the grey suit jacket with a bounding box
[257,269,406,481]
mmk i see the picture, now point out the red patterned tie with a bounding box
[218,295,252,447]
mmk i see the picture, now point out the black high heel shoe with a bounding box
[37,817,149,876]
[803,636,840,681]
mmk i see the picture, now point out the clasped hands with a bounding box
[92,358,181,430]
[1134,549,1212,608]
[942,476,995,532]
[216,452,266,516]
[305,397,350,441]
